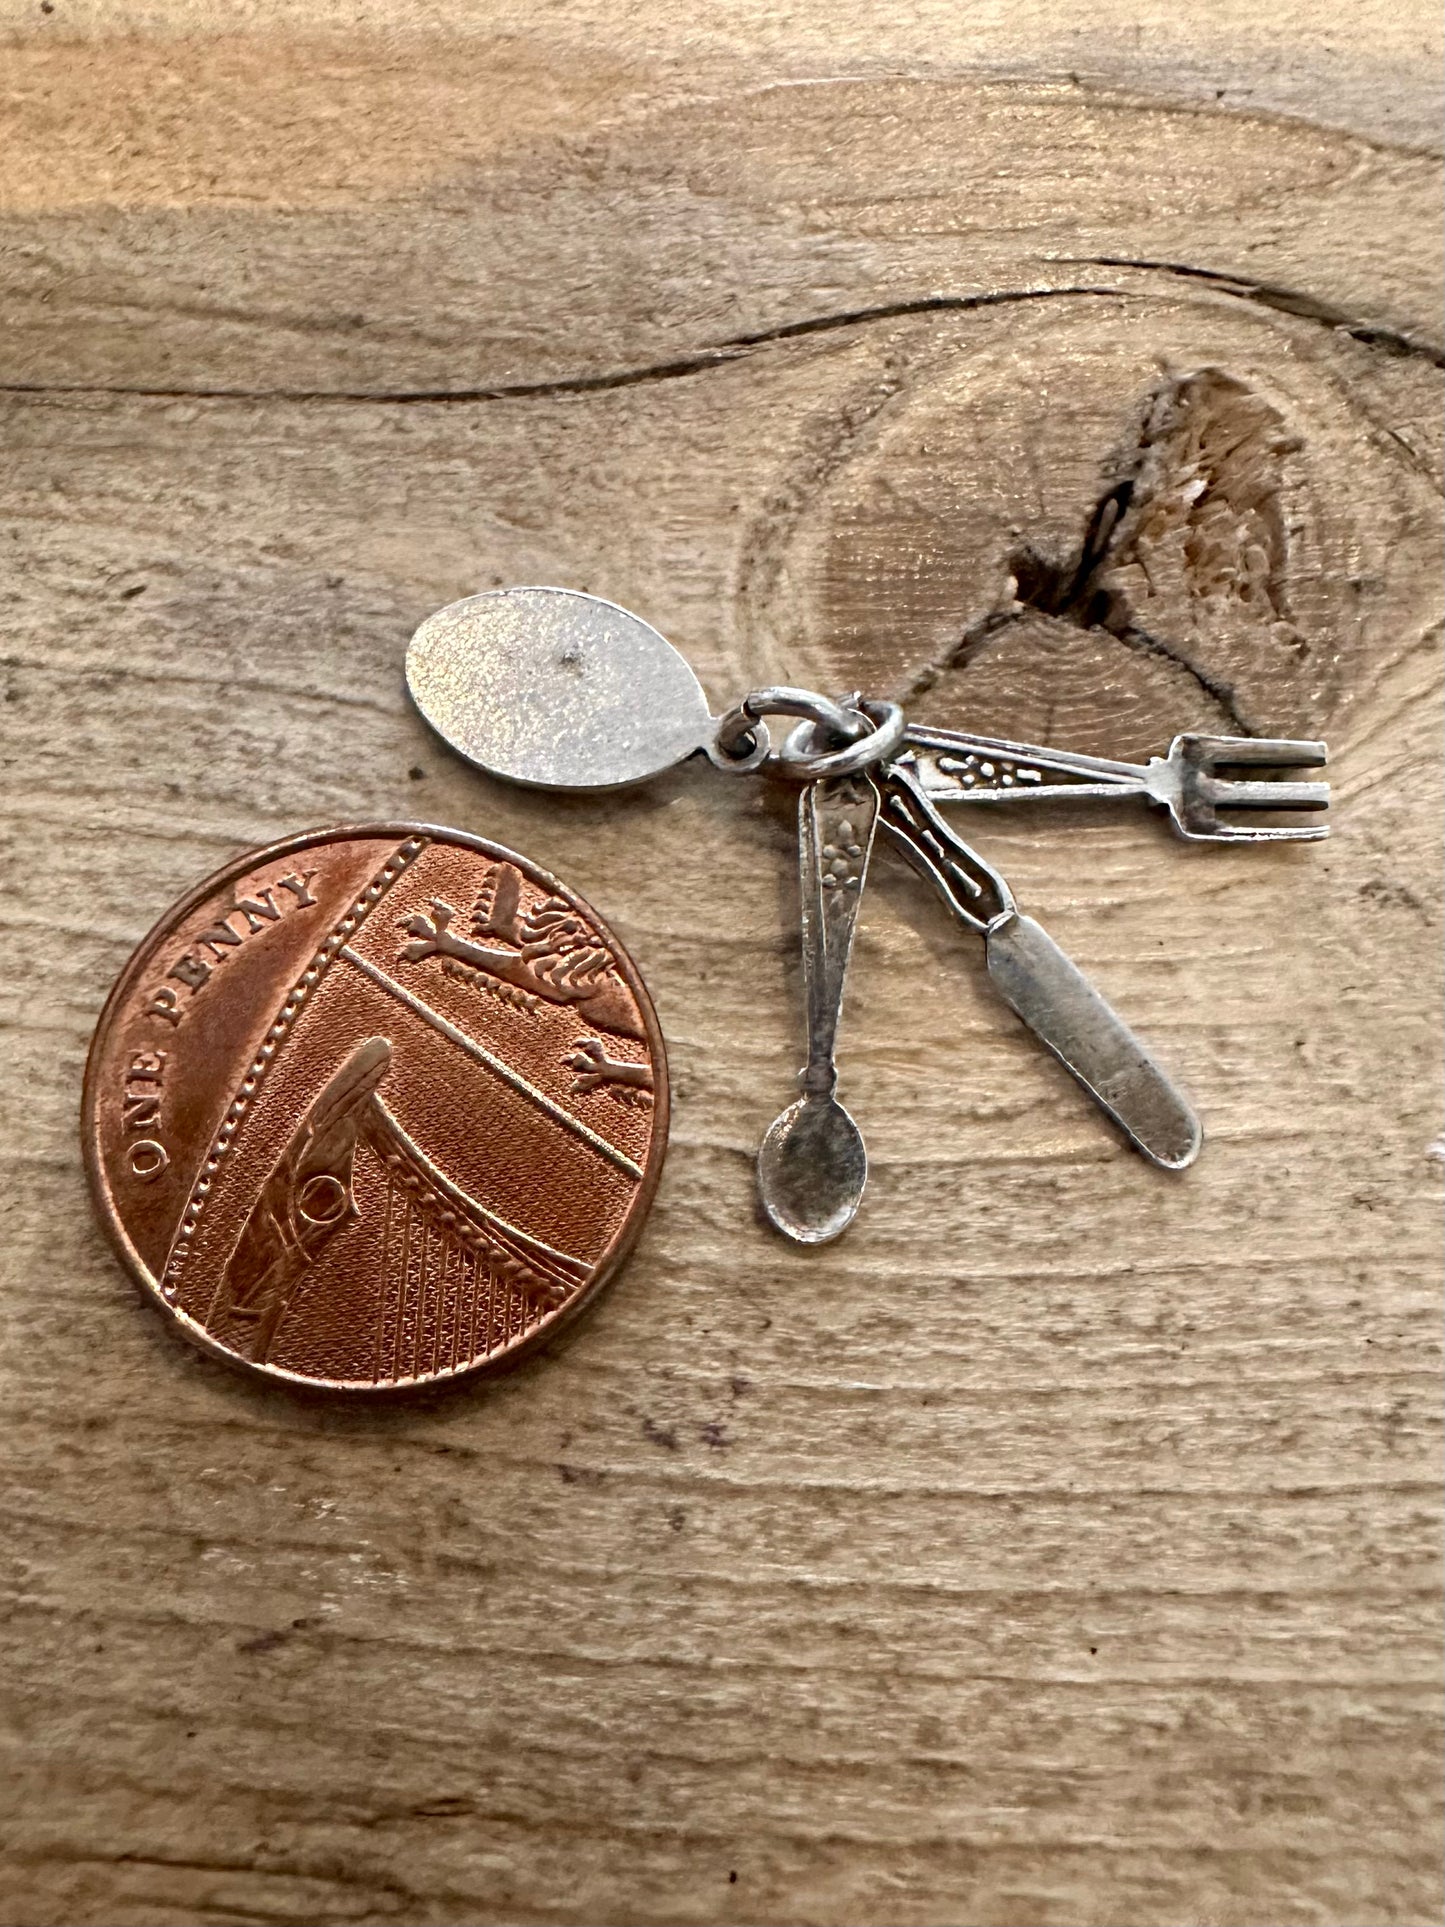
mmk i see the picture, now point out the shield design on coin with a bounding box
[83,825,668,1390]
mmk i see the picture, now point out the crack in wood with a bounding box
[1066,257,1445,367]
[1,263,1437,408]
[713,287,1115,348]
[1106,622,1248,733]
[891,366,1324,733]
[1,287,1115,406]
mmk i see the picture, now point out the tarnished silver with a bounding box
[983,915,1201,1170]
[406,587,715,790]
[776,699,907,780]
[743,687,864,743]
[710,687,863,772]
[758,773,879,1243]
[403,582,1326,1237]
[880,766,1201,1169]
[904,725,1330,843]
[875,761,1016,935]
[704,717,773,775]
[713,689,905,781]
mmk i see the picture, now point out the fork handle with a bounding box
[903,725,1149,804]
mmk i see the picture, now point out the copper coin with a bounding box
[83,824,668,1390]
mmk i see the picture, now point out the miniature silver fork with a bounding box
[903,727,1330,843]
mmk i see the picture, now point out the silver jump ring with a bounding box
[712,686,866,758]
[706,714,772,774]
[743,687,870,742]
[778,699,906,780]
[709,685,870,775]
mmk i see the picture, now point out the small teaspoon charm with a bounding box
[758,773,879,1244]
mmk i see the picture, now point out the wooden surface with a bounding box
[1,6,1441,1924]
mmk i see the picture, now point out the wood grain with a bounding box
[0,8,1440,1925]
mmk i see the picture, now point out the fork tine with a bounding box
[1198,777,1331,812]
[1187,735,1328,769]
[1201,821,1331,843]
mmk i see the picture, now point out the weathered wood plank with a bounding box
[0,10,1440,1926]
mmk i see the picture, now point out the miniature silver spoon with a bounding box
[757,772,879,1243]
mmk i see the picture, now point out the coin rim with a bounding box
[81,821,671,1394]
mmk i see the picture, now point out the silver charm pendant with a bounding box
[757,770,879,1245]
[903,724,1329,843]
[407,587,714,790]
[405,586,1330,1241]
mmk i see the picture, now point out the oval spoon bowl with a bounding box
[757,1093,867,1245]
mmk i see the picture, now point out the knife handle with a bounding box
[877,763,1015,932]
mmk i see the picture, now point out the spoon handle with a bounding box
[798,773,880,1097]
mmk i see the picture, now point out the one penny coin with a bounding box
[83,824,668,1390]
